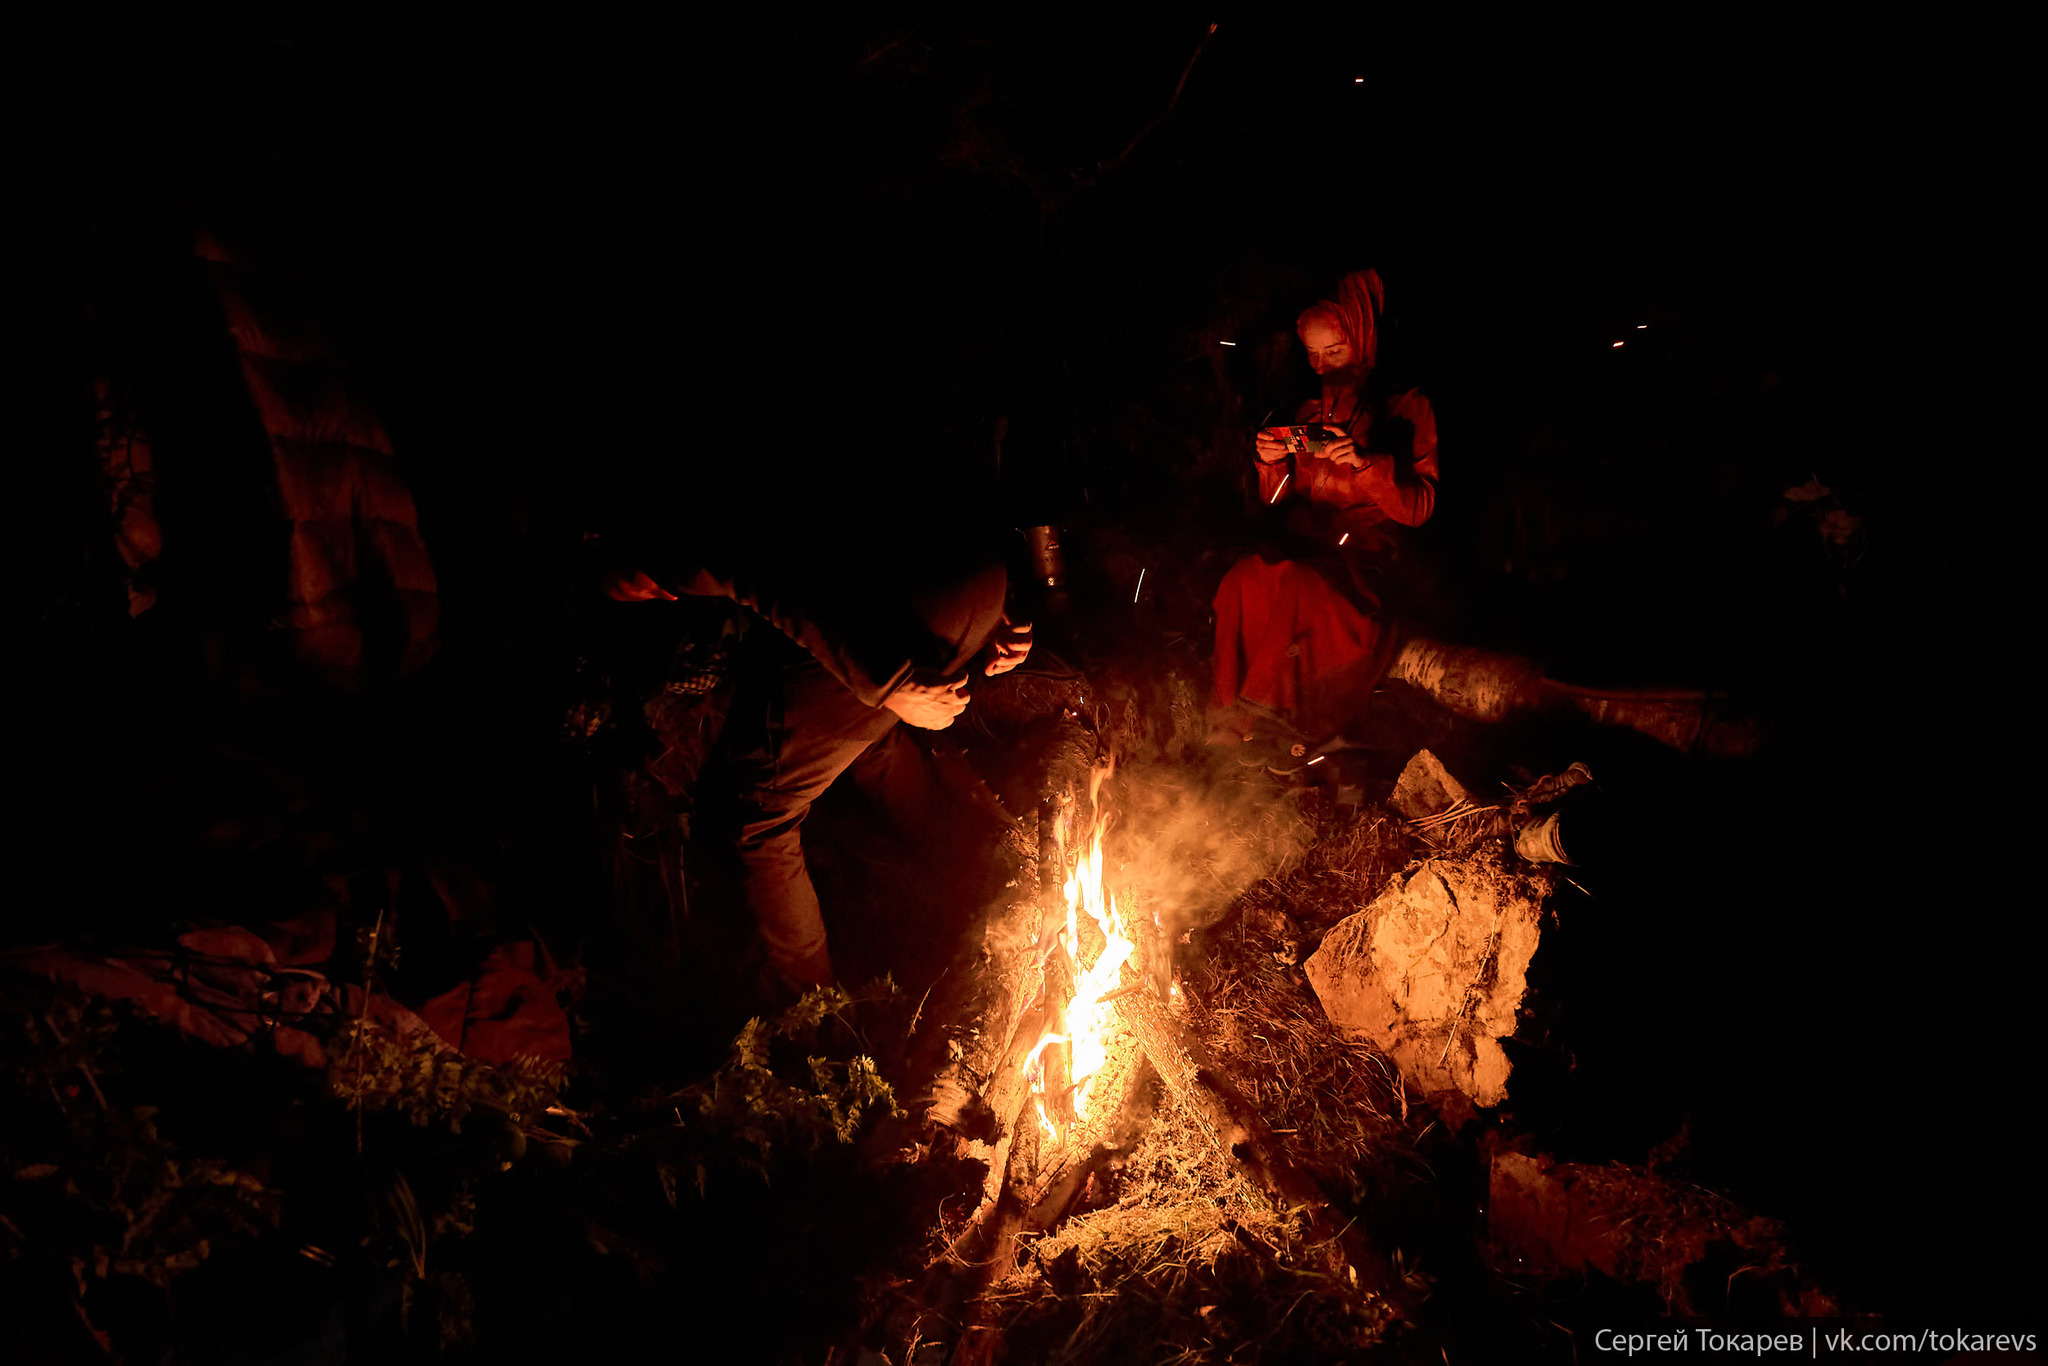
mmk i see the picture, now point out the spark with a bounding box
[1637,324,1648,329]
[1353,77,1364,83]
[1133,567,1146,603]
[1338,532,1350,546]
[1612,341,1624,348]
[1269,473,1290,503]
[1307,755,1326,766]
[1219,340,1237,346]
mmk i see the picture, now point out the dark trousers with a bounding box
[720,564,1007,986]
[721,646,906,985]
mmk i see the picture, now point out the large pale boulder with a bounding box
[1304,846,1550,1108]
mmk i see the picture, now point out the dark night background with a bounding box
[16,7,2038,1355]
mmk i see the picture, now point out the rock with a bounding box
[1485,1150,1836,1316]
[1388,748,1472,822]
[1303,846,1549,1108]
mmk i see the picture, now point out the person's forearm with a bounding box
[673,562,912,707]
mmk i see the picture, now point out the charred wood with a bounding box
[888,1043,1158,1365]
[1021,1056,1155,1221]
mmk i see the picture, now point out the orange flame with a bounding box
[1020,764,1136,1142]
[1058,765,1135,1123]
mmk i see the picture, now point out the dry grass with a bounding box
[981,1096,1396,1365]
[1182,934,1410,1204]
[1229,805,1414,933]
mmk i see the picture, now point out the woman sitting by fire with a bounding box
[1210,269,1439,767]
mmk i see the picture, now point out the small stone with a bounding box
[1389,748,1473,821]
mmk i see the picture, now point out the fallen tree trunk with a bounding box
[1389,637,1759,757]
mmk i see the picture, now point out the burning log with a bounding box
[900,814,1044,1143]
[946,1067,1158,1366]
[906,922,1095,1260]
[878,774,1093,1346]
[902,1048,1159,1366]
[907,725,1097,1150]
[1025,1053,1156,1222]
[1029,940,1076,1135]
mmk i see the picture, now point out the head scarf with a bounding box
[1296,269,1384,373]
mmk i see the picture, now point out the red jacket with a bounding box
[1257,386,1439,545]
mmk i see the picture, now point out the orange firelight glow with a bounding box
[1022,765,1137,1140]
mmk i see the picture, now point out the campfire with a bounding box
[888,762,1422,1363]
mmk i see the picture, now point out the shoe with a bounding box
[1265,740,1316,777]
[1206,709,1314,773]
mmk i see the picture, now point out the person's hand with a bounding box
[1322,433,1368,470]
[883,677,970,730]
[984,616,1033,676]
[602,568,676,602]
[1253,429,1291,464]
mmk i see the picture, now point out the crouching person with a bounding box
[605,524,1032,999]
